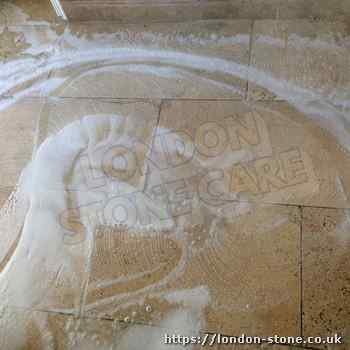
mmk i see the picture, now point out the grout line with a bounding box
[153,99,163,139]
[78,227,95,318]
[2,19,349,28]
[0,186,14,193]
[245,19,254,101]
[155,99,163,129]
[140,99,164,193]
[49,17,350,25]
[1,304,324,349]
[47,69,54,80]
[0,94,301,104]
[299,205,304,338]
[0,95,246,102]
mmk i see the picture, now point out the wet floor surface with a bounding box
[0,1,349,349]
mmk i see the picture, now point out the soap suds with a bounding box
[116,308,205,350]
[0,11,349,154]
[0,3,350,348]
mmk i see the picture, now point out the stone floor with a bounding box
[0,1,349,349]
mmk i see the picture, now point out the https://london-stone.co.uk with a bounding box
[163,332,343,347]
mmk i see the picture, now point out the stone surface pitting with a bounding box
[249,20,350,101]
[47,20,251,100]
[60,0,350,22]
[303,207,350,349]
[0,1,350,349]
[0,98,42,188]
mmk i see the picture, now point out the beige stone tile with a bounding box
[60,0,350,22]
[82,201,300,338]
[60,1,241,22]
[0,0,58,25]
[36,97,160,193]
[147,100,350,208]
[276,0,350,21]
[0,308,72,349]
[0,200,90,314]
[0,25,63,97]
[0,305,311,350]
[48,20,251,99]
[0,107,88,313]
[31,312,79,350]
[84,226,183,320]
[0,26,23,62]
[0,98,157,312]
[248,20,350,101]
[70,315,116,349]
[1,99,158,313]
[0,307,117,349]
[302,207,350,349]
[9,98,160,314]
[0,97,42,188]
[240,0,350,21]
[33,236,90,314]
[36,97,160,148]
[4,0,350,25]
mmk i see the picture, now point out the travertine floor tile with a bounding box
[0,25,59,60]
[79,100,311,336]
[60,1,241,23]
[0,97,42,188]
[1,98,160,312]
[149,100,350,208]
[59,0,350,22]
[275,0,350,21]
[0,25,23,62]
[48,20,251,99]
[1,3,350,349]
[60,1,234,22]
[0,303,316,350]
[70,315,116,349]
[82,202,300,338]
[0,193,90,315]
[9,97,160,315]
[303,207,350,349]
[36,97,160,149]
[4,0,350,25]
[0,99,156,314]
[241,0,350,21]
[0,308,73,349]
[248,20,350,101]
[0,308,117,349]
[0,25,63,97]
[35,96,160,195]
[0,0,57,25]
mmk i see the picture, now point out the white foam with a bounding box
[0,4,350,347]
[1,27,350,153]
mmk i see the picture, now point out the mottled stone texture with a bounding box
[60,0,350,22]
[0,0,350,349]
